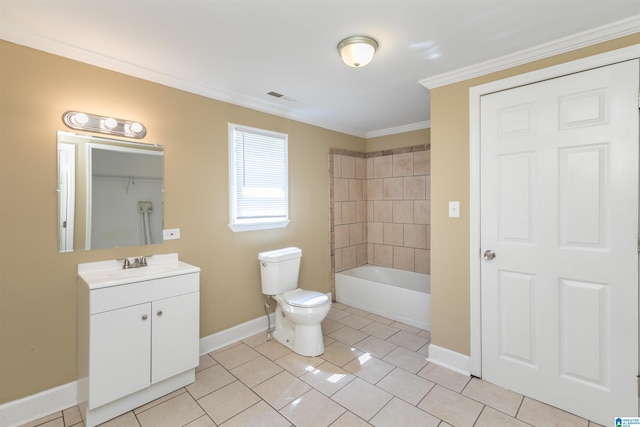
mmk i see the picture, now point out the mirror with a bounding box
[57,131,164,252]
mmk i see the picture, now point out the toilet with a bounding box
[258,247,331,356]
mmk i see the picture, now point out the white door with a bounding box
[480,59,639,424]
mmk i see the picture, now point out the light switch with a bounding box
[449,201,460,218]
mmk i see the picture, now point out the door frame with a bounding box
[469,43,640,377]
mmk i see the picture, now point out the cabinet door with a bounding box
[151,292,200,383]
[89,303,151,409]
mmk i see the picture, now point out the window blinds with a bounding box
[232,126,288,221]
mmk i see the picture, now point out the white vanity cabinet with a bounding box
[77,254,200,427]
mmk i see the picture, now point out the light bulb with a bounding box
[71,112,89,126]
[129,122,143,134]
[103,117,118,130]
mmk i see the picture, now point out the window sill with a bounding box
[228,219,290,233]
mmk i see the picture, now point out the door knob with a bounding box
[483,250,496,260]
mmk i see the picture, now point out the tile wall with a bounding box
[329,145,430,280]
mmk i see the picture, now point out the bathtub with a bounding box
[335,265,430,331]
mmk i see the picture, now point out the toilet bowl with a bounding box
[272,290,331,356]
[258,247,331,356]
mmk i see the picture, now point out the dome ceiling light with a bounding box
[337,35,378,68]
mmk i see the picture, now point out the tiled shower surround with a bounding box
[329,145,430,278]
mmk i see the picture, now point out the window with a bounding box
[228,123,289,232]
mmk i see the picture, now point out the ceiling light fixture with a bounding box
[62,111,147,139]
[337,35,378,68]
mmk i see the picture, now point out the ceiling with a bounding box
[2,1,640,137]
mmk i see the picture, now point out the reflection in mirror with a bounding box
[57,131,164,252]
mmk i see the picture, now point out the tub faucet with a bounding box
[119,258,131,269]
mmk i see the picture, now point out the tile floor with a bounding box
[22,303,604,427]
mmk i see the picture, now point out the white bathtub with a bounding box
[335,265,430,331]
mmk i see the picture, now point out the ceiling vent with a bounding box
[267,91,297,103]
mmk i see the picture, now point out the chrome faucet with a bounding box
[133,256,148,267]
[118,256,148,269]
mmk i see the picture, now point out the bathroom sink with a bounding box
[78,253,200,289]
[105,264,178,279]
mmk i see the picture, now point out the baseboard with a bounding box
[1,313,275,427]
[199,313,275,355]
[427,343,471,376]
[198,296,333,355]
[0,381,78,427]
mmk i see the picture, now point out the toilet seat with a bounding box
[283,289,329,308]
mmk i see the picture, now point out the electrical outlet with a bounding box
[163,228,180,240]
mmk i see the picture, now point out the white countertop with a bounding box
[78,253,200,289]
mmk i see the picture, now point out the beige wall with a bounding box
[0,40,369,403]
[430,33,640,356]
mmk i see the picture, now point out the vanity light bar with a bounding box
[62,111,147,139]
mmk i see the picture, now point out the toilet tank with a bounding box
[258,247,302,295]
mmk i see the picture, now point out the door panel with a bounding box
[151,292,200,383]
[498,271,536,366]
[498,152,535,242]
[480,59,639,424]
[89,303,151,409]
[559,278,608,387]
[559,145,607,248]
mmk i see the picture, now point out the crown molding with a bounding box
[420,14,640,90]
[0,24,371,138]
[365,120,430,139]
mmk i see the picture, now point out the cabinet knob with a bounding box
[141,314,148,321]
[157,310,163,317]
